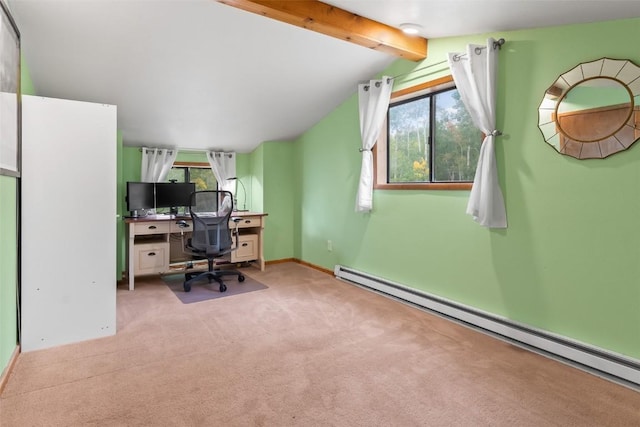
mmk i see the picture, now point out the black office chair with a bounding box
[183,190,245,293]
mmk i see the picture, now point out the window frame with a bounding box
[374,75,475,191]
[168,161,218,190]
[170,161,207,182]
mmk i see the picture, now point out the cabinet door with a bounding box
[21,95,117,352]
[135,242,170,275]
[231,234,258,262]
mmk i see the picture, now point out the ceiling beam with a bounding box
[216,0,427,61]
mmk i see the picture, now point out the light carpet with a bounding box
[1,262,639,426]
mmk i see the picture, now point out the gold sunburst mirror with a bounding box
[538,57,640,159]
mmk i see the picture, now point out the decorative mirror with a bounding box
[538,57,640,159]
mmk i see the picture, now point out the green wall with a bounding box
[233,152,251,212]
[118,147,140,276]
[292,18,640,360]
[248,144,264,212]
[239,141,296,261]
[116,131,123,278]
[0,176,18,374]
[261,141,295,261]
[1,58,36,375]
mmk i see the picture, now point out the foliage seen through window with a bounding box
[165,165,217,191]
[387,85,481,184]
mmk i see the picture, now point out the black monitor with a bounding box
[126,182,154,214]
[155,182,196,210]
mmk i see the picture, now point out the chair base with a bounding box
[183,267,245,293]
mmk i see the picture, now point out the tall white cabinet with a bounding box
[21,95,117,352]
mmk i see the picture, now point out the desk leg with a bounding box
[127,223,135,291]
[258,222,265,271]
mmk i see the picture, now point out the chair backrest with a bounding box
[188,190,234,255]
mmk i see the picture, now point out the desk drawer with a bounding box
[134,242,170,275]
[134,222,170,235]
[232,234,258,262]
[230,217,261,229]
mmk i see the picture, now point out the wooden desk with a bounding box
[125,212,267,290]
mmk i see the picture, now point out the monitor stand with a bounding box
[129,209,148,218]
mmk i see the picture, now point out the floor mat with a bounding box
[162,272,268,304]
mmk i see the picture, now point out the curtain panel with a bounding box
[207,151,236,194]
[448,38,507,228]
[355,76,393,212]
[141,147,178,182]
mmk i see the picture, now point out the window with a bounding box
[157,162,217,214]
[165,162,217,190]
[375,76,482,190]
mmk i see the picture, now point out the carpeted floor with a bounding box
[162,272,268,304]
[1,262,639,426]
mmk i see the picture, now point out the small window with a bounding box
[165,162,217,191]
[158,162,217,214]
[375,76,482,190]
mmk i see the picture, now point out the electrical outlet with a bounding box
[327,240,333,252]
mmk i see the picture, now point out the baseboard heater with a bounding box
[334,265,640,389]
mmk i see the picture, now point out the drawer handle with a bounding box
[148,252,156,256]
[148,225,157,230]
[244,220,251,224]
[241,243,248,247]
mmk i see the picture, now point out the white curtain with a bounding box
[355,76,394,212]
[140,147,178,182]
[207,151,236,194]
[448,38,507,228]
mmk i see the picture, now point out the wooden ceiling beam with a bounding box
[216,0,427,61]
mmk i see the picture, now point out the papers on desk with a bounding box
[197,212,219,218]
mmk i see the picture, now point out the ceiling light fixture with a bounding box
[399,23,422,35]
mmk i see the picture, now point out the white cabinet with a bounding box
[21,95,117,352]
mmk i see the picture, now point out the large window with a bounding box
[375,76,482,190]
[165,162,217,190]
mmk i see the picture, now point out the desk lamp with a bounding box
[228,177,248,211]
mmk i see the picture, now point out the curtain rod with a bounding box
[391,59,449,81]
[137,147,234,155]
[451,38,505,62]
[138,147,177,153]
[389,38,506,81]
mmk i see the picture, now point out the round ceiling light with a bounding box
[399,23,422,35]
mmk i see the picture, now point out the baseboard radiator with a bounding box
[334,265,640,389]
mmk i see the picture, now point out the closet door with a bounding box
[21,95,117,351]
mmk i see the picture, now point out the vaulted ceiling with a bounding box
[8,0,640,153]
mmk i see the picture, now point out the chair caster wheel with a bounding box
[219,284,227,293]
[238,275,245,282]
[184,283,191,292]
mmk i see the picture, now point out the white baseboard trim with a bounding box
[334,265,640,390]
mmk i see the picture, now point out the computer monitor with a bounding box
[155,182,196,211]
[125,182,154,215]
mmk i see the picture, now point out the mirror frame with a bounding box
[538,57,640,159]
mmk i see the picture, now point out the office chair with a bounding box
[183,190,245,293]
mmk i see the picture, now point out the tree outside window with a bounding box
[375,76,481,190]
[166,163,217,190]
